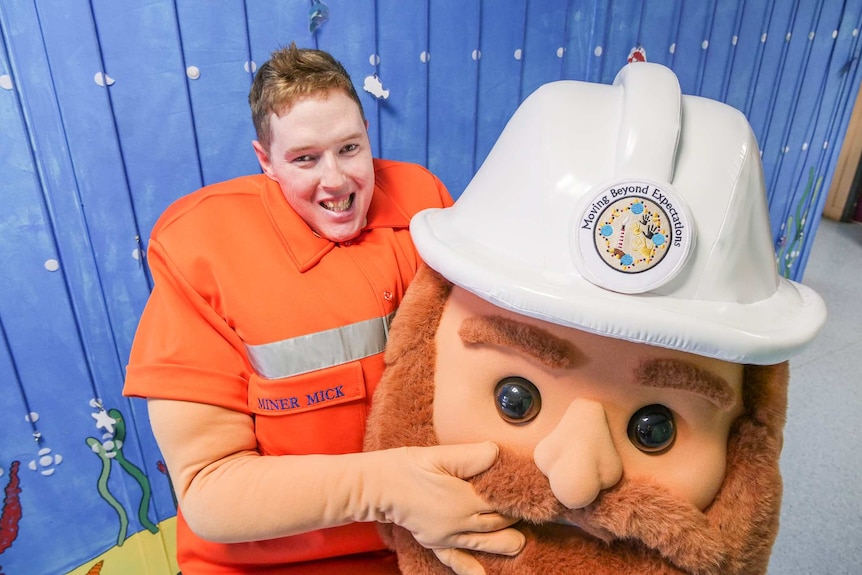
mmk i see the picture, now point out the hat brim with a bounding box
[412,207,827,366]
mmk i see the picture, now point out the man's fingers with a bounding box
[430,529,526,575]
[432,547,486,575]
[471,511,520,533]
[414,442,500,479]
[448,526,526,556]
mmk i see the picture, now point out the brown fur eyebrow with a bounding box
[458,315,581,370]
[636,359,735,410]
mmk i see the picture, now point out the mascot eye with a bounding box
[628,404,675,454]
[494,377,541,423]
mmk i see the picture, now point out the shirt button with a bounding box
[383,290,393,301]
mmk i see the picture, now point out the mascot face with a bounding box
[365,267,790,575]
[434,286,743,513]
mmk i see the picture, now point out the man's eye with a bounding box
[628,404,675,454]
[494,377,541,424]
[341,143,359,154]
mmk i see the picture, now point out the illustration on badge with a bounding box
[596,197,669,270]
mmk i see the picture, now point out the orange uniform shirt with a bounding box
[124,159,452,572]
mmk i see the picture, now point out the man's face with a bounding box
[433,286,744,513]
[253,90,374,243]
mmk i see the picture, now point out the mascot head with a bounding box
[365,63,826,575]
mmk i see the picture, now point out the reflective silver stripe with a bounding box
[245,312,395,379]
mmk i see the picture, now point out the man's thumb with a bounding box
[431,441,500,479]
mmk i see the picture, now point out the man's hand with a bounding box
[365,442,525,575]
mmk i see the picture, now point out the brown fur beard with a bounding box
[381,448,714,575]
[364,266,788,575]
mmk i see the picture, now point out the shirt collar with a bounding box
[261,171,412,272]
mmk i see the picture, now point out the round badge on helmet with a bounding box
[571,178,696,294]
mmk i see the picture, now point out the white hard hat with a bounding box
[411,62,826,365]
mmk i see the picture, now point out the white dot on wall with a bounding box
[732,35,738,46]
[514,48,522,60]
[420,51,430,63]
[802,142,809,151]
[93,72,115,87]
[668,43,676,54]
[244,61,257,73]
[472,49,481,61]
[132,248,141,261]
[823,140,829,149]
[25,412,39,423]
[853,28,859,37]
[808,31,815,40]
[186,66,201,80]
[44,259,59,272]
[761,33,768,43]
[701,40,709,50]
[783,146,790,154]
[594,45,603,57]
[0,75,12,90]
[785,32,792,42]
[555,47,565,58]
[832,30,838,39]
[369,54,380,66]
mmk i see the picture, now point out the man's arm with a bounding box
[148,398,525,573]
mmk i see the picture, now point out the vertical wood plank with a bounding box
[427,0,481,197]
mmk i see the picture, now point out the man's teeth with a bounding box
[321,195,353,212]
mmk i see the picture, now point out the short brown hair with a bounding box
[249,42,365,151]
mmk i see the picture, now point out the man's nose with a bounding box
[319,154,347,188]
[533,398,623,509]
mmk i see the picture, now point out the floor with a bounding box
[766,217,862,575]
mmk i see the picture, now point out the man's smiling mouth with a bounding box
[320,193,354,212]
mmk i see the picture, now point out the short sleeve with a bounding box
[123,237,251,413]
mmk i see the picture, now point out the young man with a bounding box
[123,44,525,575]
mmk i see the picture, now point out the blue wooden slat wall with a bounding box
[475,3,525,165]
[371,0,429,165]
[1,1,860,573]
[176,1,260,186]
[427,0,482,195]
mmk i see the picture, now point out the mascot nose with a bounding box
[533,398,623,509]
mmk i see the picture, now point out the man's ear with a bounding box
[252,140,275,179]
